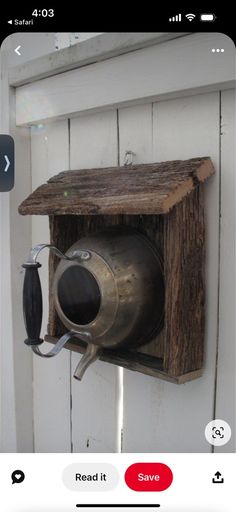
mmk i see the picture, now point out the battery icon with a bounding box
[200,14,216,21]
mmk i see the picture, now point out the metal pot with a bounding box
[53,227,164,378]
[22,226,164,380]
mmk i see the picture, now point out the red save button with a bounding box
[125,462,173,492]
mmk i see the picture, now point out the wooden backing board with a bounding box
[45,184,206,381]
[19,157,214,216]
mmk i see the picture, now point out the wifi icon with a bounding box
[185,13,196,21]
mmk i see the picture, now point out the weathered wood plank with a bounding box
[19,157,215,216]
[163,185,205,376]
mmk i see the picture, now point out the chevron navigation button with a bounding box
[4,155,10,173]
[14,45,21,56]
[0,135,15,191]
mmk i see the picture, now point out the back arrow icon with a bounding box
[14,45,21,56]
[4,155,10,172]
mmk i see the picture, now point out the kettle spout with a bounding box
[73,344,102,380]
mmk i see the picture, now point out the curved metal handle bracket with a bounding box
[25,243,91,266]
[32,331,77,358]
[32,330,92,358]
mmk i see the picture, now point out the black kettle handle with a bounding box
[22,243,91,348]
[22,262,44,346]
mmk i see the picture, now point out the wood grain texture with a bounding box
[18,157,215,216]
[163,185,205,376]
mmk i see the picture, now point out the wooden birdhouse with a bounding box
[19,156,215,383]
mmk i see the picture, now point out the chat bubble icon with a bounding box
[11,470,25,484]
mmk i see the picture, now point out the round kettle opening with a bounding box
[57,265,101,326]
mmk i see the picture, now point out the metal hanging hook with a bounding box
[124,150,136,166]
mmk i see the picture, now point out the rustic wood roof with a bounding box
[18,157,215,216]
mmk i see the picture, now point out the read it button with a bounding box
[125,463,173,492]
[63,463,119,491]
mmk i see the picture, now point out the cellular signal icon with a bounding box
[169,13,182,22]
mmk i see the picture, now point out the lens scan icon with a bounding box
[205,419,231,446]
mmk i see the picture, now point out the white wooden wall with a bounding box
[30,90,235,453]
